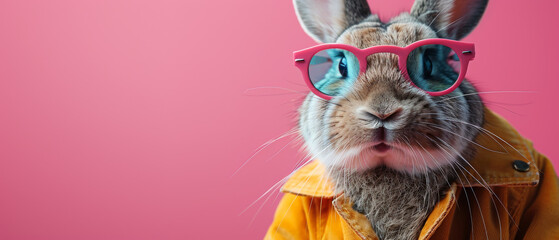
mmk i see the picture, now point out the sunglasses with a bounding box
[293,38,475,100]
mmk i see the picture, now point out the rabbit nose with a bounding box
[360,107,402,121]
[372,108,402,121]
[356,107,404,129]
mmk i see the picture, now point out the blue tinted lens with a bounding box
[309,49,360,96]
[406,44,460,92]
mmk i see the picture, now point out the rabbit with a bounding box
[295,0,485,239]
[265,0,559,239]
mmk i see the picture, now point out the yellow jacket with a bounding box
[265,109,559,239]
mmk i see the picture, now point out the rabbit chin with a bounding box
[312,143,461,175]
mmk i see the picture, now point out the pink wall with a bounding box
[0,0,557,239]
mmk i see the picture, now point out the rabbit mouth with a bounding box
[372,142,392,153]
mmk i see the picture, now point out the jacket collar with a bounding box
[281,108,539,198]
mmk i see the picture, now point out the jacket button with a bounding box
[512,160,530,172]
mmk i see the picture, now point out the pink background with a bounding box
[0,0,557,239]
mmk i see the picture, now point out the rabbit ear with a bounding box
[410,0,488,40]
[294,0,371,43]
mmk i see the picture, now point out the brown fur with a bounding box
[331,166,456,240]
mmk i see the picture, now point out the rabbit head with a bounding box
[295,0,488,174]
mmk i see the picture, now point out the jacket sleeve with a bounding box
[515,149,559,239]
[264,193,310,240]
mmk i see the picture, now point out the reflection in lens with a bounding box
[309,49,359,96]
[406,44,460,93]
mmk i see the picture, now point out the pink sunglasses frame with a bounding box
[293,38,475,100]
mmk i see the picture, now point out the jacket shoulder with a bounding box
[511,143,559,238]
[265,192,336,240]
